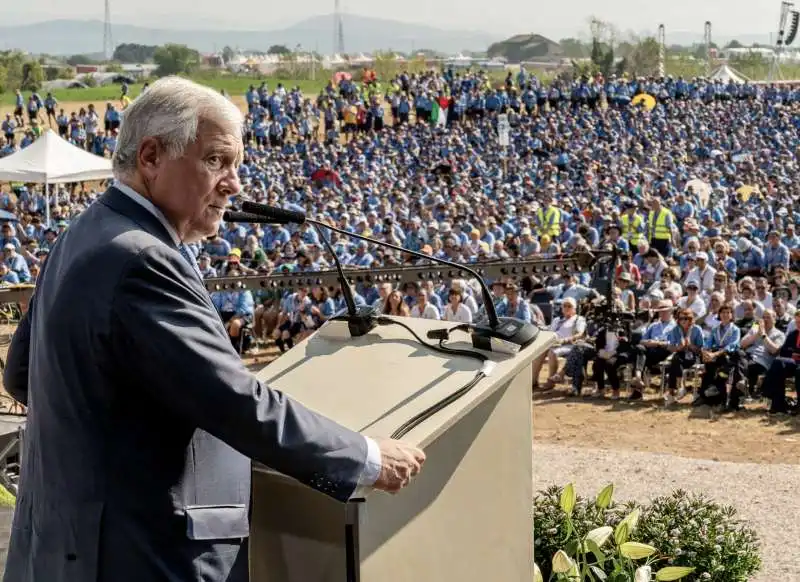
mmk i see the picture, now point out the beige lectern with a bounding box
[250,316,554,582]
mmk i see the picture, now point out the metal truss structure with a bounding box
[0,251,607,305]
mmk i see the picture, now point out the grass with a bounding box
[0,484,14,507]
[0,74,331,106]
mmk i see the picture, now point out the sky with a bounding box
[4,0,782,40]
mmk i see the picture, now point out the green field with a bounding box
[0,75,331,106]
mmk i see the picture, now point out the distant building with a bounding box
[75,64,100,74]
[487,34,563,64]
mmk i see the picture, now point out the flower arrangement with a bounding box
[534,484,760,582]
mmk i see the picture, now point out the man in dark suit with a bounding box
[2,77,425,582]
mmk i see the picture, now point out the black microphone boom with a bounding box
[243,204,305,225]
[222,210,275,223]
[223,209,376,338]
[237,200,540,351]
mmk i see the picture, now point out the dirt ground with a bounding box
[533,386,800,465]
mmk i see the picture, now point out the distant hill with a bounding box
[487,34,563,62]
[0,15,499,56]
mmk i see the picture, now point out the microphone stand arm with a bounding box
[307,217,504,330]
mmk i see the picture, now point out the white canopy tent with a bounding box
[0,130,113,225]
[710,64,750,83]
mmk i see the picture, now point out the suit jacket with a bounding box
[3,187,368,582]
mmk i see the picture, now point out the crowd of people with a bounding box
[2,67,800,413]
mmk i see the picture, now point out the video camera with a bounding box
[580,297,636,338]
[583,244,636,338]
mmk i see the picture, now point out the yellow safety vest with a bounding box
[537,207,561,238]
[647,208,671,241]
[621,213,644,245]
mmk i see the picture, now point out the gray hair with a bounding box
[112,76,243,178]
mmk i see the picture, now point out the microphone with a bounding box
[223,207,305,225]
[224,208,377,338]
[223,210,278,224]
[238,201,540,352]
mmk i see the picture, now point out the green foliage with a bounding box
[153,44,200,77]
[633,491,761,582]
[66,54,95,66]
[113,43,158,64]
[104,63,124,74]
[221,46,236,64]
[83,74,98,88]
[626,37,661,77]
[268,45,291,56]
[534,485,761,582]
[20,61,44,92]
[0,484,15,507]
[44,66,75,82]
[539,483,688,582]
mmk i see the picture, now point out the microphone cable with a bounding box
[373,316,495,440]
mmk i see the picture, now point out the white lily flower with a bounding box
[634,565,652,582]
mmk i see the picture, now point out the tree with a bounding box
[725,40,744,49]
[692,42,717,61]
[66,54,94,66]
[221,46,235,64]
[113,43,158,63]
[267,45,291,56]
[153,44,200,76]
[558,38,587,59]
[588,17,617,77]
[44,66,73,81]
[21,60,44,91]
[105,62,124,73]
[626,37,661,76]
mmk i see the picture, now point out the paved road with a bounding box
[0,506,12,573]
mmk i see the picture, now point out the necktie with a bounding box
[178,244,201,280]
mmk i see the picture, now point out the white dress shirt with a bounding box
[412,302,440,320]
[113,181,383,493]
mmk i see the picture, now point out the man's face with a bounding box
[143,120,242,243]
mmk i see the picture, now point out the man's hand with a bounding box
[372,438,426,494]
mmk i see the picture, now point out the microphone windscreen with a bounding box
[241,201,306,224]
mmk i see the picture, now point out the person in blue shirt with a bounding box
[0,263,20,284]
[697,303,741,407]
[3,244,30,283]
[630,299,676,399]
[763,230,790,272]
[309,285,337,328]
[665,308,705,404]
[494,282,532,322]
[211,264,255,352]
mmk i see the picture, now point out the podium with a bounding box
[250,316,554,582]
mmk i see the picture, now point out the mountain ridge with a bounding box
[0,14,500,56]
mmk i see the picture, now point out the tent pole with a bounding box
[45,183,50,227]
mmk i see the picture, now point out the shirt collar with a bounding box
[114,181,181,246]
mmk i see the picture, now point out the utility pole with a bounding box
[103,0,114,61]
[769,1,795,81]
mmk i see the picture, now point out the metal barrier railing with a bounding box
[0,252,603,302]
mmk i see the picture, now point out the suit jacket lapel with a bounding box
[97,187,177,249]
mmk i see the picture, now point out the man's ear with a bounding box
[137,136,161,181]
